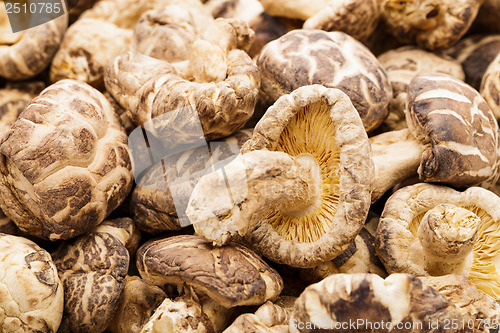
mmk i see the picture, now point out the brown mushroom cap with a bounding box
[131,129,252,234]
[406,73,500,188]
[0,234,64,332]
[376,183,500,299]
[377,46,465,130]
[0,79,133,240]
[0,12,67,80]
[136,235,284,308]
[290,273,462,333]
[381,0,481,50]
[256,29,392,132]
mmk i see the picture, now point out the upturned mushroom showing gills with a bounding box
[376,183,500,299]
[370,73,500,202]
[187,85,373,268]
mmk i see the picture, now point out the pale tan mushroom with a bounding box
[480,51,500,121]
[0,234,64,332]
[0,4,67,80]
[381,0,481,50]
[377,46,465,130]
[290,273,462,333]
[187,85,373,268]
[0,79,133,240]
[376,183,500,299]
[256,29,392,132]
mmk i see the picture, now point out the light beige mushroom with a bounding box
[370,73,500,202]
[256,29,392,132]
[376,183,500,299]
[223,300,290,333]
[381,0,481,50]
[377,46,465,130]
[131,129,252,234]
[290,273,462,333]
[0,234,64,332]
[52,218,134,333]
[0,5,67,80]
[0,79,133,240]
[187,85,373,268]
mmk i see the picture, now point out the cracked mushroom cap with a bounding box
[136,235,284,308]
[131,129,252,234]
[376,183,500,299]
[257,29,392,132]
[0,234,64,332]
[52,219,131,333]
[377,46,465,130]
[0,8,67,80]
[406,73,500,188]
[290,273,462,333]
[188,85,373,267]
[0,79,133,240]
[381,0,481,50]
[420,275,500,332]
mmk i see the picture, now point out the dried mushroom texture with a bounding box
[52,221,130,333]
[108,275,167,333]
[290,273,462,333]
[257,30,392,132]
[420,275,500,332]
[301,228,388,283]
[0,234,64,332]
[0,10,67,80]
[66,0,100,22]
[187,85,373,268]
[376,183,500,299]
[104,91,135,135]
[94,217,141,256]
[0,79,133,240]
[140,294,215,333]
[381,0,481,50]
[131,129,252,234]
[223,301,290,333]
[137,235,284,308]
[378,46,465,130]
[480,51,500,121]
[105,25,259,142]
[443,34,500,90]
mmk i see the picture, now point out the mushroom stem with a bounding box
[186,150,323,245]
[417,204,479,275]
[371,128,425,202]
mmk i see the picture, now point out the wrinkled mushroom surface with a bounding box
[223,301,290,333]
[0,234,64,332]
[0,79,133,240]
[257,29,392,132]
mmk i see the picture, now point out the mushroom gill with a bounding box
[268,102,341,243]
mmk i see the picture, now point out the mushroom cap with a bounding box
[94,217,141,256]
[0,79,133,240]
[0,234,64,332]
[53,225,130,333]
[376,183,500,299]
[257,29,392,132]
[0,14,67,80]
[136,235,284,308]
[377,46,465,130]
[290,273,462,333]
[406,73,500,188]
[381,0,481,50]
[242,85,373,268]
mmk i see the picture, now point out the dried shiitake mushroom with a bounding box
[187,85,373,268]
[381,0,481,50]
[131,129,252,233]
[52,218,133,333]
[290,273,462,333]
[223,300,290,333]
[480,51,500,121]
[0,79,133,240]
[137,235,283,309]
[257,29,392,132]
[376,183,500,299]
[377,46,465,130]
[370,73,500,202]
[0,8,67,80]
[0,234,64,332]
